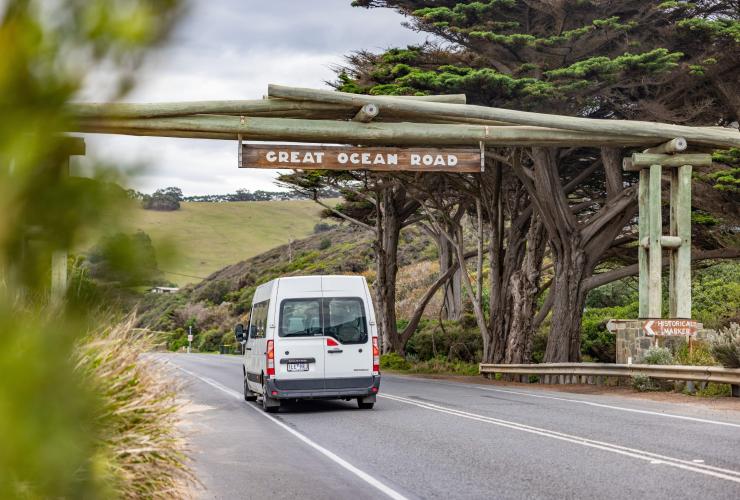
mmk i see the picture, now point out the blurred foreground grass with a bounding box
[0,1,194,497]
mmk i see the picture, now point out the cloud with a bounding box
[78,0,430,195]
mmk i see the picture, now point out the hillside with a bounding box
[121,200,331,286]
[135,224,440,347]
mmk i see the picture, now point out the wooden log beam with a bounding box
[267,84,740,149]
[69,94,466,119]
[75,116,654,147]
[270,93,468,104]
[660,235,682,248]
[632,153,713,168]
[352,103,379,123]
[643,138,687,154]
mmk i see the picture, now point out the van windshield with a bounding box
[279,297,367,344]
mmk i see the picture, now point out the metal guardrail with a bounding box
[479,363,740,386]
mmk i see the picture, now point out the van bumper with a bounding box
[265,375,381,400]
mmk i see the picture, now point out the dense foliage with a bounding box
[348,1,739,124]
[0,1,189,497]
[141,186,182,211]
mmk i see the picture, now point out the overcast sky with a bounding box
[77,0,430,195]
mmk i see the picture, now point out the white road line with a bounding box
[174,365,409,500]
[474,386,740,429]
[381,393,740,484]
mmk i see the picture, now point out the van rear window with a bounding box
[279,297,367,344]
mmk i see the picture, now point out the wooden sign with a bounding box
[643,319,698,336]
[239,144,482,172]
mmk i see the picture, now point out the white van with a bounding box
[235,275,380,413]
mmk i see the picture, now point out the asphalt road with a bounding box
[163,353,740,500]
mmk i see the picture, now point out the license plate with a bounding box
[287,362,308,372]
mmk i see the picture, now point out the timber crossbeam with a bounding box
[69,83,740,150]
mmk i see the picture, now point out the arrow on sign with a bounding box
[644,320,655,336]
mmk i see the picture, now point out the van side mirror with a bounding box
[235,323,245,341]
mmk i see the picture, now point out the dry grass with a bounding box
[76,315,194,499]
[395,260,444,319]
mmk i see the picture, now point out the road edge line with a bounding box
[174,365,409,500]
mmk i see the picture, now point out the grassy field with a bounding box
[122,200,330,286]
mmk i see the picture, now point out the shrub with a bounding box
[580,302,638,362]
[674,340,717,366]
[318,237,332,250]
[641,346,674,365]
[313,222,332,233]
[407,357,479,376]
[631,374,660,392]
[380,352,412,370]
[406,320,482,363]
[197,328,226,352]
[193,279,232,305]
[76,316,193,498]
[709,322,740,368]
[696,382,731,397]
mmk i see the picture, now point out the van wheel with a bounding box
[357,399,374,410]
[244,378,257,402]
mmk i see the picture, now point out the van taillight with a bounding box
[372,336,380,374]
[266,340,275,376]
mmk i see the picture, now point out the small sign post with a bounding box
[239,144,483,172]
[643,319,698,337]
[188,326,193,353]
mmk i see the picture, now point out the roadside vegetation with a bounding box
[135,221,739,387]
[0,1,194,497]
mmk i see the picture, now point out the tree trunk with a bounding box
[374,186,403,354]
[505,218,547,364]
[438,232,463,321]
[544,243,588,362]
[519,147,637,363]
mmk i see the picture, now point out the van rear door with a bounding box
[322,295,372,381]
[274,285,325,384]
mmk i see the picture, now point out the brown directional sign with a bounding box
[239,144,482,172]
[643,319,698,336]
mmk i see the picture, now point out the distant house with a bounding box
[150,286,179,294]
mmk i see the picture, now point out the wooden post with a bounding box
[648,164,662,318]
[50,155,70,304]
[50,138,84,305]
[675,165,692,318]
[669,167,678,317]
[668,163,692,318]
[638,168,650,318]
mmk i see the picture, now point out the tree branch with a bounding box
[313,195,375,234]
[583,248,740,291]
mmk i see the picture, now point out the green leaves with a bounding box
[545,49,683,79]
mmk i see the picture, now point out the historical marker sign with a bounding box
[643,319,698,336]
[240,144,482,172]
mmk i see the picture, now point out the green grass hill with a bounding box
[121,200,331,286]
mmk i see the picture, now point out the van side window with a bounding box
[249,300,269,339]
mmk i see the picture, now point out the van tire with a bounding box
[244,378,257,402]
[357,399,374,410]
